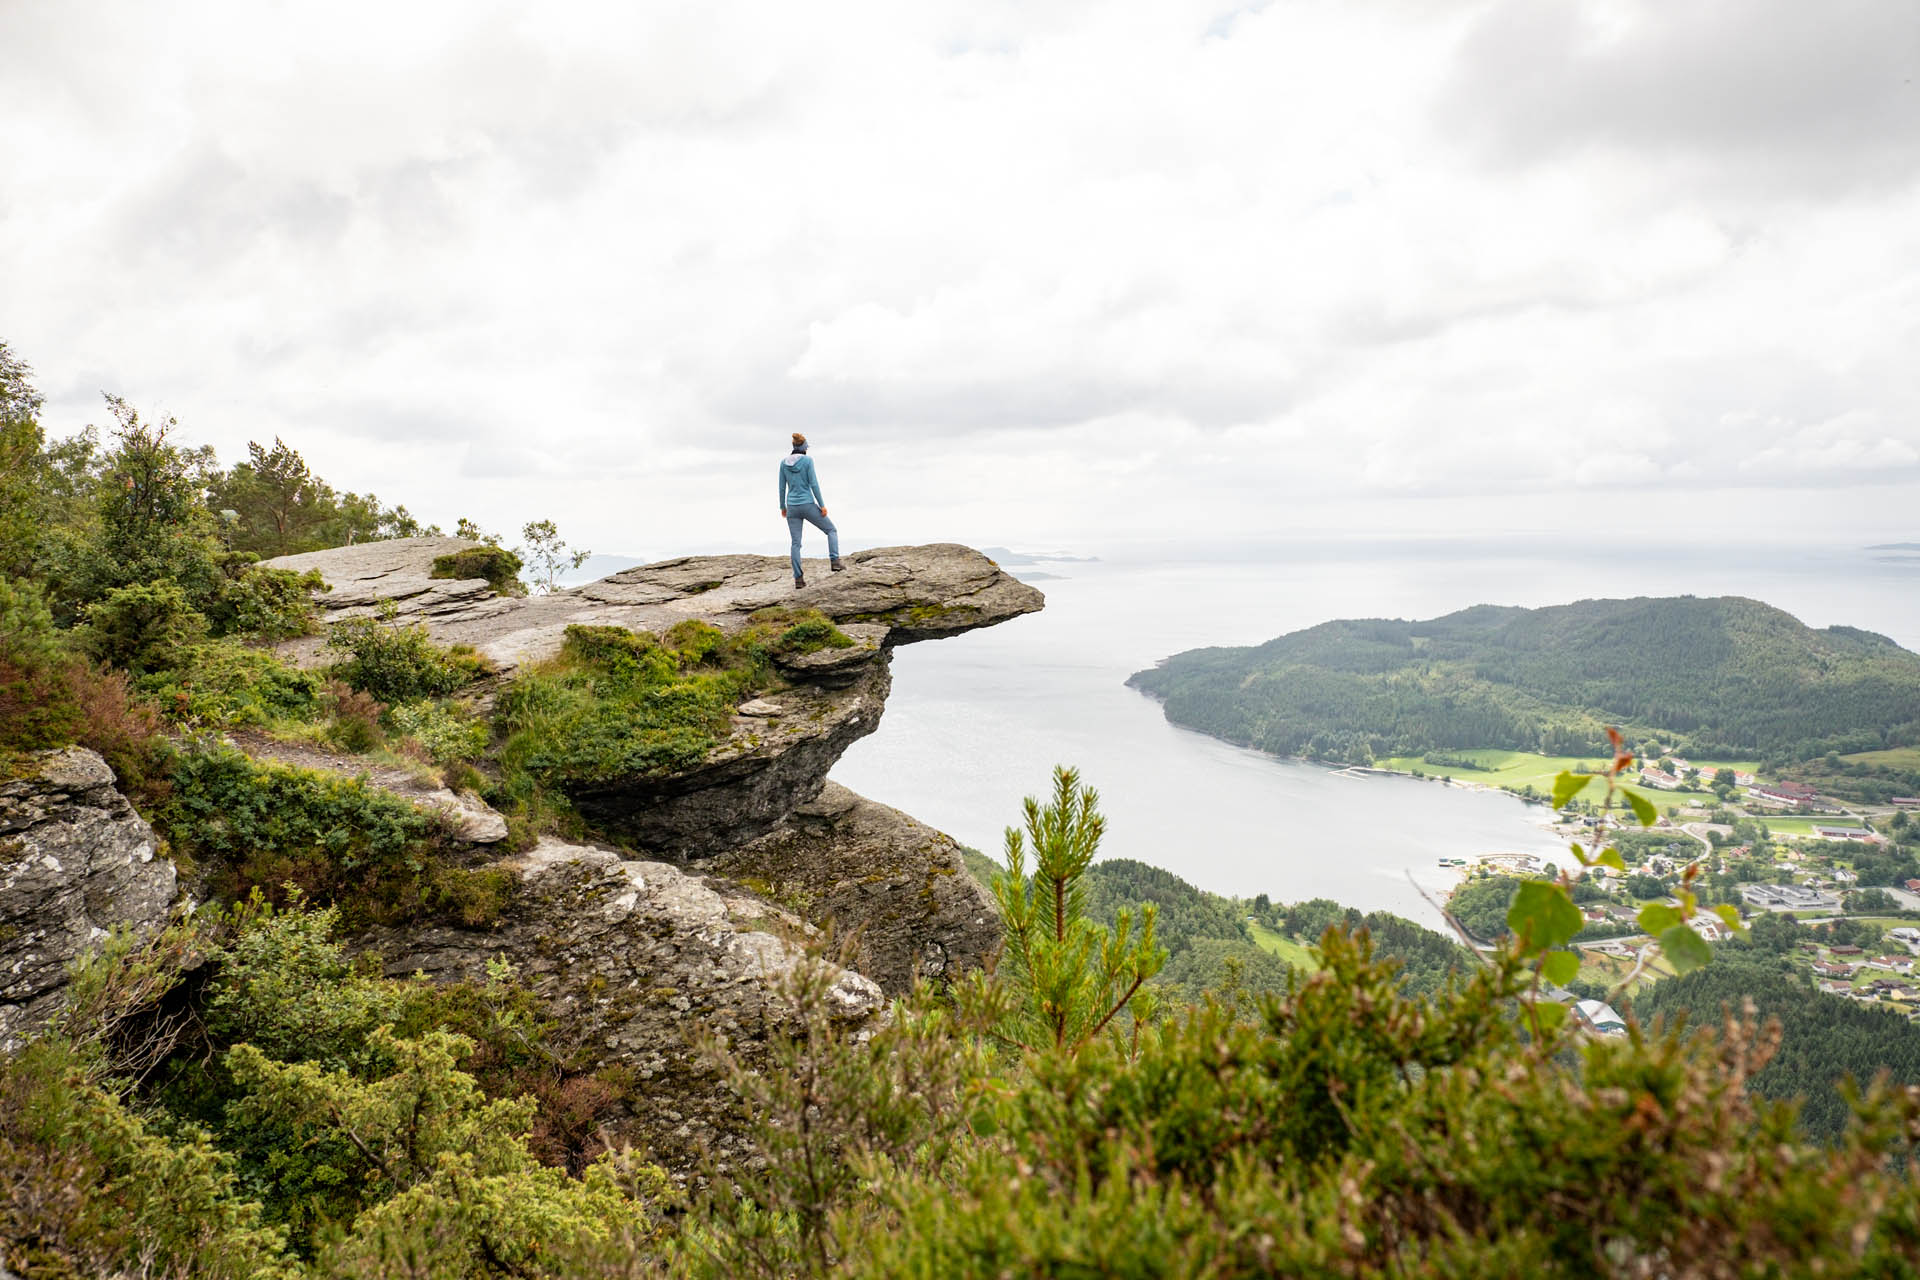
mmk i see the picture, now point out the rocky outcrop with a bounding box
[265,540,1043,674]
[705,783,1000,995]
[252,538,1032,1172]
[264,540,1042,862]
[570,660,892,858]
[263,535,519,627]
[0,749,178,1051]
[360,837,884,1175]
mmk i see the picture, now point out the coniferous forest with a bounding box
[1128,598,1920,770]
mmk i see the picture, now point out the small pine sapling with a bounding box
[989,766,1167,1054]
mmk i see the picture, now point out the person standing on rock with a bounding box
[778,432,843,589]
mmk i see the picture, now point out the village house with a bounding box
[1687,917,1733,943]
[1639,767,1681,790]
[1813,960,1859,979]
[1832,944,1865,956]
[1863,955,1915,975]
[1816,827,1881,844]
[1819,980,1855,996]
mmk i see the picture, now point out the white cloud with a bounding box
[0,0,1914,554]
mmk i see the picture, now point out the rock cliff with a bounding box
[263,540,1042,860]
[0,748,178,1052]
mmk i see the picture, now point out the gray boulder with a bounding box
[0,749,178,1051]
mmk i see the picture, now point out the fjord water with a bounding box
[829,541,1920,929]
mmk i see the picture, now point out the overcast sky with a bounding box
[2,0,1916,559]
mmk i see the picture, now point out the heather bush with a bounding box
[327,611,488,703]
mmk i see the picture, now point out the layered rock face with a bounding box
[0,749,177,1051]
[707,783,1001,995]
[362,838,885,1173]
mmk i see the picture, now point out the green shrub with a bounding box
[139,640,325,728]
[75,579,210,675]
[423,864,516,928]
[162,743,434,913]
[778,617,853,653]
[495,625,756,801]
[320,679,385,753]
[663,618,726,663]
[0,576,85,753]
[207,564,326,641]
[741,606,855,657]
[0,1039,299,1279]
[0,577,165,792]
[204,893,407,1075]
[390,698,490,765]
[430,545,526,596]
[326,613,487,703]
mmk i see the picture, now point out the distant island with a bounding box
[1127,596,1920,802]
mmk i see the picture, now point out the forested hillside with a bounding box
[1631,950,1920,1143]
[1128,595,1920,764]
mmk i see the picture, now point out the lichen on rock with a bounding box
[0,748,178,1051]
[359,836,885,1175]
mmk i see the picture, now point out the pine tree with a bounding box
[990,766,1166,1053]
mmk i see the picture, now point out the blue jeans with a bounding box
[786,502,839,578]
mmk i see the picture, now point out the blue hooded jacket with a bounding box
[778,452,823,509]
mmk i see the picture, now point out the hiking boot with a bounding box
[830,557,846,572]
[794,572,806,589]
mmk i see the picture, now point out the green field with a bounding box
[1761,815,1872,837]
[1248,922,1319,972]
[1842,747,1920,770]
[1373,749,1761,812]
[1576,945,1676,993]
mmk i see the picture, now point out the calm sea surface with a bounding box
[828,542,1920,929]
